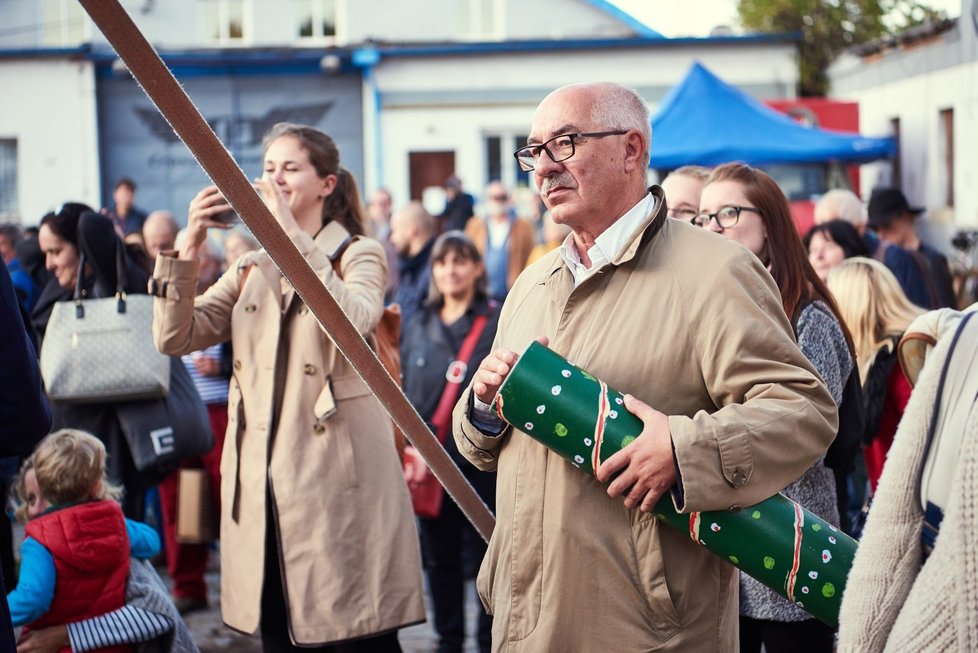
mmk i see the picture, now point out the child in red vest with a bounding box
[7,429,160,652]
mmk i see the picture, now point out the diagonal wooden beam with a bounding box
[77,0,495,541]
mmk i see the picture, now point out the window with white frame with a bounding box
[41,0,87,46]
[297,0,337,41]
[484,133,530,189]
[0,140,18,219]
[201,0,248,44]
[459,0,501,40]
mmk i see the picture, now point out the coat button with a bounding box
[416,357,426,367]
[299,305,309,315]
[731,469,748,487]
[233,360,242,371]
[313,423,326,434]
[304,364,316,375]
[244,304,257,313]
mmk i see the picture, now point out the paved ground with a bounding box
[173,553,483,653]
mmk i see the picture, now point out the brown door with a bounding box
[409,151,455,201]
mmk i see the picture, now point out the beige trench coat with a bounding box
[152,222,425,645]
[453,188,838,652]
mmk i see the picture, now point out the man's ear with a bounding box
[622,131,646,173]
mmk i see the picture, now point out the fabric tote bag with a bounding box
[116,355,213,475]
[39,242,169,404]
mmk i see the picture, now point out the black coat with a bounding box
[0,253,51,649]
[400,297,500,466]
[439,192,475,233]
[0,262,51,458]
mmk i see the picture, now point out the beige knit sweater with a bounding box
[837,310,978,652]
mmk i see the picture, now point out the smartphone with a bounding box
[214,208,239,224]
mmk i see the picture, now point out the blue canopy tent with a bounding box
[650,62,895,169]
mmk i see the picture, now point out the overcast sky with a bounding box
[609,0,964,37]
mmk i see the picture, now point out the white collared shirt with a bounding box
[558,192,656,287]
[471,191,657,420]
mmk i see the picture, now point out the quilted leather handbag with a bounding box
[39,239,170,403]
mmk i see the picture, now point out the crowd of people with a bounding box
[1,79,976,653]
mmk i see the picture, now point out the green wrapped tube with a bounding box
[493,341,856,627]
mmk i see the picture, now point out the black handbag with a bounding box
[116,356,213,475]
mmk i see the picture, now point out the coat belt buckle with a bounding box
[445,360,468,384]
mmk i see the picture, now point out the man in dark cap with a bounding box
[869,188,956,308]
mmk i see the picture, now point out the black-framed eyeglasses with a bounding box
[691,205,762,229]
[667,206,699,220]
[513,130,628,172]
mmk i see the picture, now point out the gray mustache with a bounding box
[540,174,576,195]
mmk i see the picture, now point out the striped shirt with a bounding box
[67,605,172,651]
[182,344,229,405]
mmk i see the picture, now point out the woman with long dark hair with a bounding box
[151,123,424,652]
[694,163,855,653]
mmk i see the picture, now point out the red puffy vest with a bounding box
[24,500,132,653]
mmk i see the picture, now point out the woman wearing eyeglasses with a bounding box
[694,163,855,653]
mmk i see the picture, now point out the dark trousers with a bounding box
[739,615,835,653]
[419,465,494,653]
[260,495,402,653]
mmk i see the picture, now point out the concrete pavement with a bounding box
[176,554,483,652]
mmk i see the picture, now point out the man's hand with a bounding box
[595,394,677,512]
[472,336,549,405]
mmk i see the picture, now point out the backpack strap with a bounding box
[918,311,978,557]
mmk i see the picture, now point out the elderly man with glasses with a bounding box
[451,82,838,651]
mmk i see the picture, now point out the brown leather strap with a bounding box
[78,0,495,542]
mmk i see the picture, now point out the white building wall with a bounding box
[59,0,638,50]
[499,0,635,40]
[836,59,978,230]
[0,59,100,223]
[369,43,798,205]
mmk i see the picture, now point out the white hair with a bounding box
[588,83,652,169]
[815,189,866,227]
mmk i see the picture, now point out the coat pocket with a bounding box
[310,399,360,490]
[631,516,682,641]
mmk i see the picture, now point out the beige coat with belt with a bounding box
[152,222,425,645]
[453,189,838,652]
